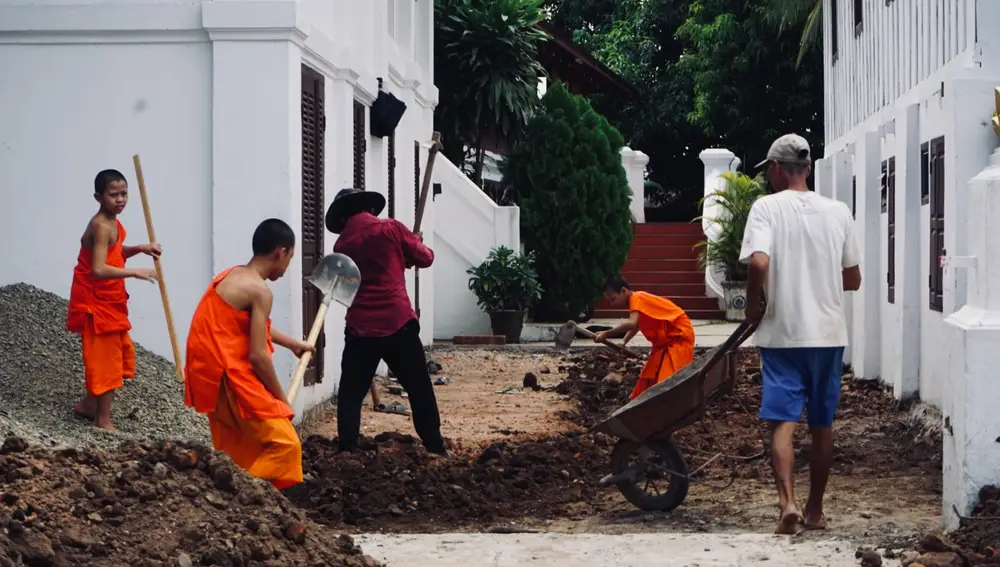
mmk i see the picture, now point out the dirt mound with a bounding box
[286,431,612,531]
[898,485,1000,566]
[0,435,379,566]
[553,350,642,426]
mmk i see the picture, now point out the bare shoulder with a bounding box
[83,215,114,249]
[216,267,269,311]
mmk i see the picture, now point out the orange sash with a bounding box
[628,291,696,400]
[67,219,130,335]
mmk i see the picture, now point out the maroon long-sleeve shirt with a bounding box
[332,212,433,337]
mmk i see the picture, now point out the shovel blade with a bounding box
[553,321,578,351]
[306,253,361,308]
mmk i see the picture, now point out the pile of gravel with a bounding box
[0,283,209,449]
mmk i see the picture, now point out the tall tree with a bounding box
[434,0,551,185]
[762,0,823,68]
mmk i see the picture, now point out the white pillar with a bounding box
[851,130,882,380]
[891,103,921,399]
[833,149,855,365]
[699,148,740,305]
[814,157,833,198]
[204,0,306,384]
[620,147,649,223]
[943,145,1000,531]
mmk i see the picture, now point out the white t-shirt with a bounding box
[739,189,862,348]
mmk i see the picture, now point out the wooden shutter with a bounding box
[887,157,896,304]
[928,136,945,312]
[880,161,888,213]
[851,175,856,218]
[413,140,421,318]
[387,133,396,218]
[301,65,326,385]
[920,142,930,205]
[353,101,367,189]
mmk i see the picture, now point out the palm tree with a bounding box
[764,0,823,68]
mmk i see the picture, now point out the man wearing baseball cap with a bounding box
[740,133,863,534]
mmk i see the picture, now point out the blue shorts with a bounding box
[759,347,844,428]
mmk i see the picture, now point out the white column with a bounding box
[814,157,833,198]
[833,149,855,365]
[620,147,649,223]
[698,148,740,306]
[892,103,921,399]
[942,145,1000,531]
[851,130,882,380]
[204,0,306,384]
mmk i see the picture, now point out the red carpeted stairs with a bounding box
[593,223,724,320]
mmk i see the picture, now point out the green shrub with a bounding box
[694,170,767,282]
[467,246,543,312]
[502,83,634,319]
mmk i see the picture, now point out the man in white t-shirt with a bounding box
[739,133,863,535]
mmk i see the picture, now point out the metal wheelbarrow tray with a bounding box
[591,320,758,512]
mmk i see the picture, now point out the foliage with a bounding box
[762,0,823,68]
[467,246,543,312]
[694,171,767,282]
[677,0,824,166]
[434,0,551,185]
[502,83,633,318]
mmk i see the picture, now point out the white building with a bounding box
[812,0,1000,529]
[0,0,526,420]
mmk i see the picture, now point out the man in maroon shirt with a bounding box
[326,188,448,456]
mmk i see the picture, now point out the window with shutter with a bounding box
[887,157,896,304]
[920,142,929,205]
[301,65,326,385]
[928,136,945,312]
[388,133,396,218]
[851,175,856,218]
[353,101,367,189]
[880,160,888,213]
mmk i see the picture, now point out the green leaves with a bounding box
[434,0,551,183]
[467,246,544,312]
[503,83,633,319]
[694,171,767,282]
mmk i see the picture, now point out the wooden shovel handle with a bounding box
[412,132,443,234]
[287,302,330,405]
[132,155,184,381]
[574,327,641,358]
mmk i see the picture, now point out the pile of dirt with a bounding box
[0,435,379,566]
[892,485,1000,566]
[286,431,612,532]
[0,283,209,449]
[553,350,642,427]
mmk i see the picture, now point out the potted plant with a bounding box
[467,246,543,343]
[694,170,767,321]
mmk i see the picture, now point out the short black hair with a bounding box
[252,218,296,256]
[602,274,630,293]
[94,169,127,194]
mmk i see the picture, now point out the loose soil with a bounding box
[896,485,1000,566]
[294,347,943,545]
[0,436,379,566]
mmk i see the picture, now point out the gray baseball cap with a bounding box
[755,133,811,168]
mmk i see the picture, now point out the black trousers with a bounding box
[336,318,445,453]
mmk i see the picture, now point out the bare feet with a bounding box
[775,507,801,535]
[72,400,96,421]
[93,420,119,433]
[801,512,827,530]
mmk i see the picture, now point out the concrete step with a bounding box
[630,234,703,248]
[633,222,704,236]
[623,253,700,268]
[595,295,720,312]
[600,282,707,297]
[620,270,705,285]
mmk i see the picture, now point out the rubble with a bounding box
[0,435,380,566]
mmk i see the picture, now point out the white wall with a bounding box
[0,0,438,419]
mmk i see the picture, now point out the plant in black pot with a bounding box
[467,246,543,343]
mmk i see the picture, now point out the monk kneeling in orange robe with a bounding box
[68,169,161,431]
[595,275,696,400]
[184,218,313,490]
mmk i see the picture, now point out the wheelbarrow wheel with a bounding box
[609,437,690,512]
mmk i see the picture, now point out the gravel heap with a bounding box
[0,435,380,566]
[0,283,209,449]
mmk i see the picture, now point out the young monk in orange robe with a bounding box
[595,274,696,400]
[68,169,161,431]
[184,218,313,490]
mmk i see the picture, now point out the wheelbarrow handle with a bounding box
[574,327,641,358]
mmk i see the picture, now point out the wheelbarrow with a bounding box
[591,319,759,512]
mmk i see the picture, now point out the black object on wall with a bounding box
[370,78,407,138]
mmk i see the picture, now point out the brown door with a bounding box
[301,64,326,386]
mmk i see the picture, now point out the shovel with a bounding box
[553,321,641,358]
[287,253,361,405]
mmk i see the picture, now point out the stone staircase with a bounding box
[592,223,724,320]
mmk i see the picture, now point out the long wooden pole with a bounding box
[132,154,184,381]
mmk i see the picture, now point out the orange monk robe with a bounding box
[66,219,136,397]
[184,268,303,490]
[628,291,696,400]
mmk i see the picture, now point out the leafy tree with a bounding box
[434,0,550,184]
[677,0,824,167]
[762,0,822,68]
[502,83,634,320]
